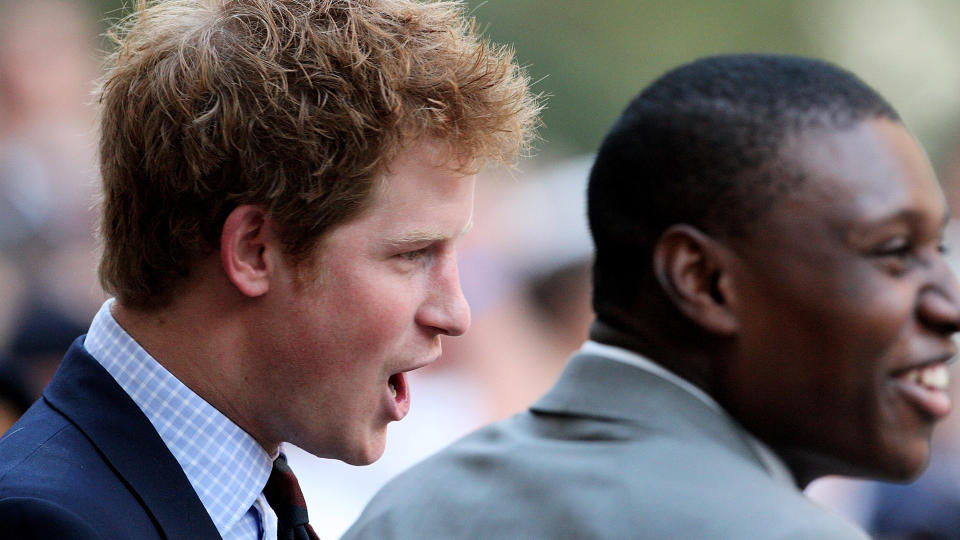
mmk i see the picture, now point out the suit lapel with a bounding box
[531,353,768,469]
[43,338,223,540]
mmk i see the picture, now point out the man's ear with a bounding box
[653,224,738,335]
[220,205,276,298]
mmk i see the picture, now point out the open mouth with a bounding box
[388,372,407,401]
[384,355,438,421]
[385,372,411,421]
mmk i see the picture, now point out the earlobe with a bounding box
[220,205,274,297]
[653,224,739,335]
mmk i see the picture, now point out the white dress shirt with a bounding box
[84,299,279,540]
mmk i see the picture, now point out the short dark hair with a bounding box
[587,54,900,325]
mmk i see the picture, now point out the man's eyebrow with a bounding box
[385,231,446,246]
[384,219,474,246]
[862,208,952,231]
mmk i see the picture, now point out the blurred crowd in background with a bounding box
[4,0,960,538]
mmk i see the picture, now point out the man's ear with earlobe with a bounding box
[653,224,739,335]
[220,205,277,298]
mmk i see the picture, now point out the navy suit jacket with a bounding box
[0,338,222,539]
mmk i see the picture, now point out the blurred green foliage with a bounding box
[83,0,960,165]
[462,0,815,154]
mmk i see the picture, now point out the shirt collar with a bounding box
[84,299,274,536]
[579,340,796,487]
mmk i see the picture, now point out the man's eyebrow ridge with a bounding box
[385,219,474,246]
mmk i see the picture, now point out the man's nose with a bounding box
[919,255,960,336]
[417,254,471,337]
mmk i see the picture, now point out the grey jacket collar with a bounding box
[531,350,796,487]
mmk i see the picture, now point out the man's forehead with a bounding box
[765,119,945,227]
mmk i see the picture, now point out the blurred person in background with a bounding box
[2,303,87,402]
[0,303,84,434]
[867,410,960,539]
[345,54,959,539]
[0,359,31,435]
[0,0,105,433]
[0,0,538,538]
[0,0,100,276]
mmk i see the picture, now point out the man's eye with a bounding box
[871,238,912,258]
[400,248,429,261]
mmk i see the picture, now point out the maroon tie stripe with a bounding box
[264,454,320,540]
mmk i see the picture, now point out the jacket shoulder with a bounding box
[0,399,164,539]
[345,412,869,539]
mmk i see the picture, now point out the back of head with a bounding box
[98,0,539,310]
[588,54,900,331]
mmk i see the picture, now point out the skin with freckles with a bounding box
[715,118,960,482]
[241,141,474,464]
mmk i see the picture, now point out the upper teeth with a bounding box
[389,382,397,397]
[903,364,950,390]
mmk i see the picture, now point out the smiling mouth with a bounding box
[893,362,951,419]
[898,363,950,390]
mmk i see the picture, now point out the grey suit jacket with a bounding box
[344,352,869,539]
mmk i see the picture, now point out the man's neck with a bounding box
[589,318,719,398]
[111,295,280,455]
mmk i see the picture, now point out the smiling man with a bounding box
[0,0,537,538]
[344,54,960,539]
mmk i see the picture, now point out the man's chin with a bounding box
[339,436,387,466]
[785,438,933,486]
[873,447,933,483]
[857,428,936,483]
[292,426,388,465]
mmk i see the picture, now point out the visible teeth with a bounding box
[920,364,950,390]
[901,364,950,391]
[389,382,397,397]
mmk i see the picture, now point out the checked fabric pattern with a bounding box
[264,454,320,540]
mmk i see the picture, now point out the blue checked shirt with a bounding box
[84,299,279,540]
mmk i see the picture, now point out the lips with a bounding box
[384,371,411,421]
[892,362,952,419]
[383,350,440,421]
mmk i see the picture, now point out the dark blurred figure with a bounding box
[866,378,960,540]
[0,357,32,434]
[6,302,87,399]
[0,302,86,434]
[869,457,960,539]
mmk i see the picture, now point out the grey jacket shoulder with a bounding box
[345,354,869,540]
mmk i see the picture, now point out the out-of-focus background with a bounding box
[3,1,960,538]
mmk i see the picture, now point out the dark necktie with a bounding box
[264,454,320,540]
